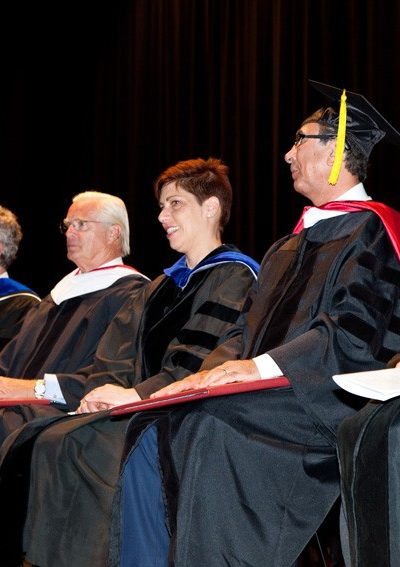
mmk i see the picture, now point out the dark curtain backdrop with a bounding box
[1,0,400,296]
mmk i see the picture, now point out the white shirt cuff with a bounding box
[253,354,283,379]
[43,374,67,404]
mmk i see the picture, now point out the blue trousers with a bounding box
[121,424,170,567]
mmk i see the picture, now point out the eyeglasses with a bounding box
[294,132,336,147]
[59,218,107,234]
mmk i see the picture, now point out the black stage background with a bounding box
[1,0,400,296]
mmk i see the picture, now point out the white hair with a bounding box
[72,191,130,256]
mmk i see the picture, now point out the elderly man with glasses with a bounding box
[0,190,149,441]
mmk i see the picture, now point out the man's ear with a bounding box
[327,143,336,166]
[107,224,122,243]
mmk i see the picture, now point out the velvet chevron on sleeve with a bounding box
[150,211,400,567]
[16,245,257,567]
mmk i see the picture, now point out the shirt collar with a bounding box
[303,183,372,228]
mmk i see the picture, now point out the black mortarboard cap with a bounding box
[306,80,400,160]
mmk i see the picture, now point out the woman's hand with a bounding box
[77,384,141,413]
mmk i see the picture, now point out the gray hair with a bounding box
[0,206,23,270]
[72,191,130,256]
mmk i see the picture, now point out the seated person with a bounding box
[0,157,259,567]
[0,189,148,441]
[0,205,40,349]
[107,82,400,567]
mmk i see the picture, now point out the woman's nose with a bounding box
[158,208,169,223]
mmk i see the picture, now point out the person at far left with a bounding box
[0,205,40,350]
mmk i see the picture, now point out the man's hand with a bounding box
[0,377,36,400]
[77,384,141,413]
[150,359,261,399]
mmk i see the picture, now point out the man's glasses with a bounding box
[59,219,106,234]
[294,132,336,147]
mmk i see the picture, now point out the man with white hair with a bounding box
[0,190,149,440]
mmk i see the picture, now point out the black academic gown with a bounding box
[337,353,400,567]
[0,272,147,567]
[15,246,257,567]
[0,274,148,438]
[110,211,400,567]
[0,290,40,351]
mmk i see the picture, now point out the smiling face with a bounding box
[158,182,222,268]
[284,122,337,206]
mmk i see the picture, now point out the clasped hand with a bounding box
[77,383,141,414]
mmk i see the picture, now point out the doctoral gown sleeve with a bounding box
[262,213,400,440]
[135,262,255,398]
[0,295,40,350]
[77,278,158,395]
[50,276,149,409]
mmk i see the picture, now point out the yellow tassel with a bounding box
[328,89,347,185]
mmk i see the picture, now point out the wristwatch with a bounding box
[34,379,46,399]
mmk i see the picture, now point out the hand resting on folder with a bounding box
[151,359,267,399]
[111,376,291,416]
[80,360,267,413]
[78,358,286,414]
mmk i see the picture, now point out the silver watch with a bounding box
[34,379,46,399]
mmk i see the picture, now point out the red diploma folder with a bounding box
[110,377,290,416]
[0,398,51,406]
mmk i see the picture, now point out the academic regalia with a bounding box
[0,278,40,350]
[5,245,258,567]
[103,79,400,567]
[0,266,148,440]
[109,211,400,567]
[337,352,400,567]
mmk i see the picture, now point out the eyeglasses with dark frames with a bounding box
[59,219,108,234]
[294,132,336,147]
